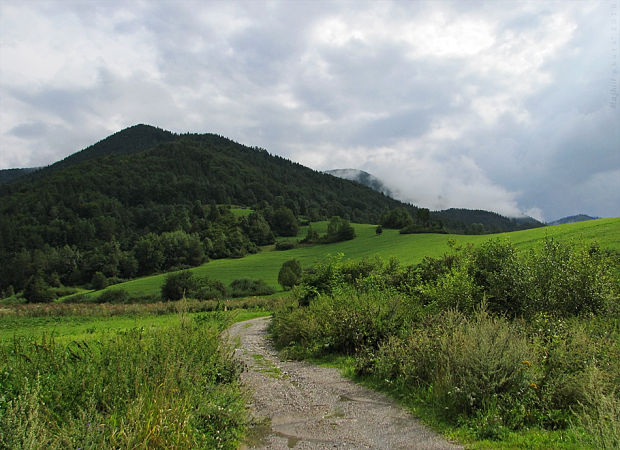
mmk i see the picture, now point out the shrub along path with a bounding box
[228,316,462,449]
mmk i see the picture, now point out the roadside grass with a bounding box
[0,308,262,448]
[251,353,285,379]
[310,354,589,449]
[75,217,620,302]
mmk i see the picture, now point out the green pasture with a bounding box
[229,207,253,217]
[82,217,620,300]
[0,309,269,343]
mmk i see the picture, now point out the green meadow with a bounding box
[0,306,269,343]
[84,217,620,300]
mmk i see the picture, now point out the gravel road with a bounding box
[227,316,463,449]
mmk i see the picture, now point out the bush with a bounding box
[23,274,54,304]
[271,288,410,358]
[96,289,130,304]
[278,259,302,290]
[193,279,227,300]
[161,271,198,301]
[91,271,108,290]
[323,216,355,243]
[269,239,620,443]
[275,240,297,251]
[228,279,275,297]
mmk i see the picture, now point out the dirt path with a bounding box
[228,316,463,449]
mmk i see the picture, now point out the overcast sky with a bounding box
[1,0,618,221]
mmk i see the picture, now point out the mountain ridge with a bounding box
[547,214,600,226]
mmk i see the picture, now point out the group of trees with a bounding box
[0,204,299,301]
[160,270,276,301]
[380,207,444,233]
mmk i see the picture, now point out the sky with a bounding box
[0,0,618,222]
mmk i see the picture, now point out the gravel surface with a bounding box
[227,316,463,449]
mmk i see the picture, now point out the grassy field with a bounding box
[0,307,262,448]
[78,217,620,300]
[0,307,269,343]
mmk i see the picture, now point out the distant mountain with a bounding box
[325,169,544,234]
[547,214,600,226]
[433,208,544,234]
[0,167,40,183]
[325,169,393,197]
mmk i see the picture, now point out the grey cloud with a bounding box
[0,0,618,220]
[9,122,48,138]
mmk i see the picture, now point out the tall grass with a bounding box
[0,314,246,449]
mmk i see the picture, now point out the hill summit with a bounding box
[325,169,393,197]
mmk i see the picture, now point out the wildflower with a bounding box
[529,383,538,390]
[521,360,531,367]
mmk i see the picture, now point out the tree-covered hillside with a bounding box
[0,125,416,296]
[433,208,542,234]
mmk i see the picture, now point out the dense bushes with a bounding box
[227,279,275,298]
[160,271,274,301]
[161,271,226,301]
[270,238,619,443]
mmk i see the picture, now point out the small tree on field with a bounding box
[91,271,108,290]
[161,270,198,301]
[278,259,302,289]
[23,273,54,303]
[376,225,383,235]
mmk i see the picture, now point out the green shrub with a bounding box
[194,279,227,300]
[161,270,198,300]
[572,373,620,449]
[321,216,356,243]
[269,239,619,443]
[161,271,226,301]
[91,271,108,290]
[523,240,616,317]
[420,263,481,313]
[278,259,302,290]
[228,279,275,297]
[272,288,410,358]
[275,240,297,251]
[96,289,130,304]
[23,273,54,303]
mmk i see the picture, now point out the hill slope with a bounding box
[87,217,620,299]
[0,126,419,294]
[325,168,393,197]
[434,208,543,233]
[0,167,41,183]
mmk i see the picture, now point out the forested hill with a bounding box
[0,125,178,184]
[0,125,417,294]
[433,208,543,234]
[0,167,40,183]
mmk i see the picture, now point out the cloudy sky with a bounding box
[1,0,618,221]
